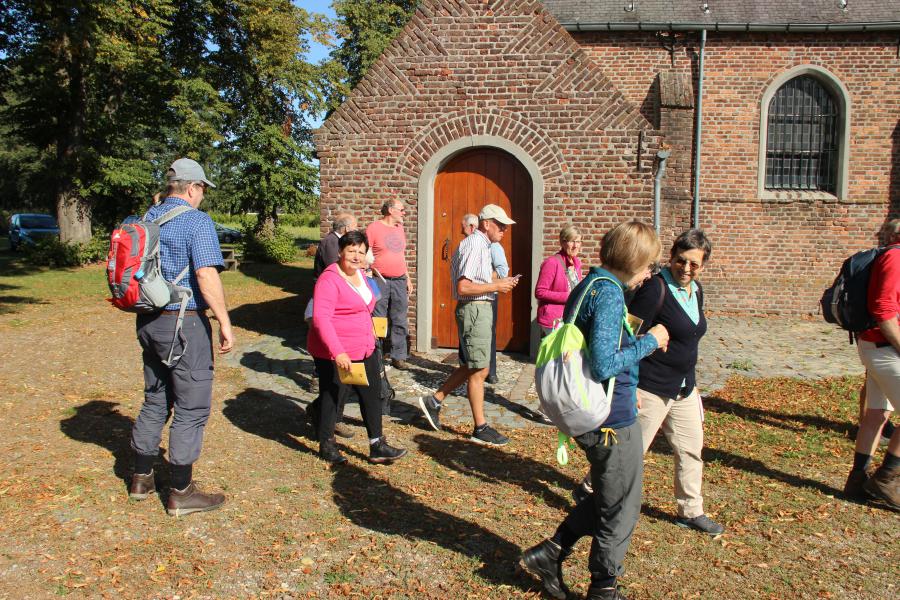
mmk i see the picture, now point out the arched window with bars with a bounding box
[765,75,840,193]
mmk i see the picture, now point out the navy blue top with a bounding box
[143,198,223,311]
[563,267,658,429]
[629,272,707,399]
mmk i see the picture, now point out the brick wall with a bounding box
[576,31,900,314]
[315,0,661,347]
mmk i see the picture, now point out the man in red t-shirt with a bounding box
[844,220,900,509]
[366,200,413,369]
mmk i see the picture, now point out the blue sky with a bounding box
[299,0,337,128]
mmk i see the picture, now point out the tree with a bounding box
[332,0,418,93]
[0,1,176,242]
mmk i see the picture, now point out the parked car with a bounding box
[8,213,60,250]
[214,222,242,244]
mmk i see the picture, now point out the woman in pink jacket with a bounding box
[535,225,584,335]
[307,230,407,465]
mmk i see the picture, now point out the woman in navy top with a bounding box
[522,221,669,600]
[629,229,724,536]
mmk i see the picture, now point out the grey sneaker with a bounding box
[471,424,509,447]
[675,514,725,536]
[418,395,442,431]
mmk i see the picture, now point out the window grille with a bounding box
[765,76,839,193]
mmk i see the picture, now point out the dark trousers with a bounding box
[313,353,383,443]
[561,421,643,580]
[373,276,409,360]
[489,297,498,378]
[132,313,214,466]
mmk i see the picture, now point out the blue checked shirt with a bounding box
[143,198,224,311]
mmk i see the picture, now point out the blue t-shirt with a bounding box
[143,198,223,311]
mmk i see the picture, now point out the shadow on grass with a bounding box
[413,434,574,510]
[648,436,843,497]
[0,294,45,315]
[59,400,136,491]
[703,394,855,438]
[229,261,313,341]
[330,461,527,590]
[221,388,316,456]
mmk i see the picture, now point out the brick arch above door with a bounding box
[415,135,546,357]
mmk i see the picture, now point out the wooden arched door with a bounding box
[432,148,533,352]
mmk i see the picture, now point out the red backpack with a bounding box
[106,206,194,365]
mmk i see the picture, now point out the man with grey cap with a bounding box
[128,157,234,516]
[417,204,520,446]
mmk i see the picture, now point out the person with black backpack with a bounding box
[842,220,900,509]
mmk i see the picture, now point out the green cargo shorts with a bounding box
[455,301,493,370]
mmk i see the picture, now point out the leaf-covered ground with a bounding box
[0,252,896,599]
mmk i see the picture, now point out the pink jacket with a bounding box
[535,251,583,328]
[307,263,376,361]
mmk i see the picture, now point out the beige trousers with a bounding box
[637,387,705,519]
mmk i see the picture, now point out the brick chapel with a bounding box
[314,0,900,356]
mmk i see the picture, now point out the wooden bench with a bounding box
[222,248,239,271]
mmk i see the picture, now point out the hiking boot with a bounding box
[520,539,570,600]
[572,480,593,505]
[391,359,411,370]
[129,470,156,500]
[418,395,442,431]
[369,437,408,464]
[166,481,225,517]
[863,464,900,509]
[319,438,347,465]
[471,424,509,447]
[843,468,871,501]
[586,586,629,600]
[334,422,355,439]
[675,514,725,536]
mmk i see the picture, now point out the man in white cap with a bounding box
[128,157,234,516]
[417,204,520,445]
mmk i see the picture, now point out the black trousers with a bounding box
[313,353,383,443]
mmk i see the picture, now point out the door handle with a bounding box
[442,238,449,260]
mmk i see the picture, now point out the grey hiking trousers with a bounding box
[131,312,214,466]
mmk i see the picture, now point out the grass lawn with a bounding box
[0,243,896,599]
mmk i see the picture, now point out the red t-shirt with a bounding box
[858,247,900,343]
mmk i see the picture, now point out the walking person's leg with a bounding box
[314,357,347,465]
[487,297,498,383]
[130,315,170,499]
[357,352,407,463]
[388,278,410,365]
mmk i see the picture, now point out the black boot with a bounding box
[586,587,628,600]
[520,539,571,600]
[319,438,347,465]
[369,437,408,464]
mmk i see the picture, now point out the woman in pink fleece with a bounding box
[535,225,584,336]
[307,230,407,465]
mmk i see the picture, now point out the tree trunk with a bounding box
[56,190,92,243]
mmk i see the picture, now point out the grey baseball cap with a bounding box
[479,203,515,225]
[167,158,216,188]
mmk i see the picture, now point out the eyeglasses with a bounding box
[673,257,703,271]
[192,182,208,192]
[392,205,406,213]
[495,221,508,232]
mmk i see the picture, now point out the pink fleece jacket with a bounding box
[535,251,583,328]
[307,263,376,361]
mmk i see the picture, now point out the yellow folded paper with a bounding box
[372,316,388,338]
[338,362,369,386]
[626,312,644,334]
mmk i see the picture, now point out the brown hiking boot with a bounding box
[843,468,870,501]
[334,422,355,439]
[863,464,899,509]
[166,481,225,517]
[129,471,156,500]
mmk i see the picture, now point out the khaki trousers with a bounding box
[637,387,705,519]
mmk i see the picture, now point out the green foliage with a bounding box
[23,235,109,268]
[241,224,297,264]
[332,1,419,92]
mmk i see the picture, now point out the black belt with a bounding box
[382,275,407,280]
[161,309,205,316]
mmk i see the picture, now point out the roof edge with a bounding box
[562,21,900,33]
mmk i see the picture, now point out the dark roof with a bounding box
[543,1,900,31]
